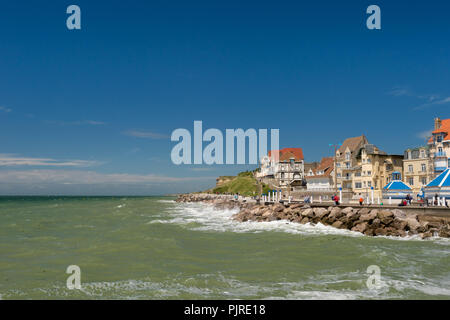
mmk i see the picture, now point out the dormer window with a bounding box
[437,135,443,143]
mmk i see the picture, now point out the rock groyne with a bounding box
[176,194,450,239]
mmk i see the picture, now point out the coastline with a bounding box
[176,193,450,239]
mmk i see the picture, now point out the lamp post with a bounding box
[329,143,342,194]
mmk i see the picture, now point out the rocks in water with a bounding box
[352,222,368,233]
[331,220,344,229]
[301,208,314,218]
[177,193,449,239]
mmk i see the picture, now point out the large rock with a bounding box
[331,220,344,229]
[352,222,368,233]
[313,207,328,219]
[262,210,273,218]
[374,228,388,236]
[359,211,377,223]
[289,203,302,209]
[377,210,394,220]
[406,218,420,231]
[391,209,406,219]
[346,210,360,221]
[358,208,370,215]
[301,208,314,218]
[300,217,310,224]
[341,207,354,215]
[273,204,285,212]
[371,218,381,229]
[328,207,342,220]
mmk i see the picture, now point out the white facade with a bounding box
[258,155,305,187]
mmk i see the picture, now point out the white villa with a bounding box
[257,148,305,190]
[305,157,334,191]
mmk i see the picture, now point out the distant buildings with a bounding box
[257,117,450,200]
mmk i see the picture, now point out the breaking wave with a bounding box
[150,202,450,242]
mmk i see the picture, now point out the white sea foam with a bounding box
[152,202,450,242]
[157,199,176,203]
[149,202,362,237]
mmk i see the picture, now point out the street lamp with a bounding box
[329,143,342,193]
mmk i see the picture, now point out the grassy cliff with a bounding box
[209,171,270,196]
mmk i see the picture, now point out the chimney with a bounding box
[435,117,442,130]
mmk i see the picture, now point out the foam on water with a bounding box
[151,202,450,242]
[3,270,449,300]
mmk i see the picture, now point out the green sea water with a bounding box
[0,196,449,300]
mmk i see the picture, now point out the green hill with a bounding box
[209,171,270,196]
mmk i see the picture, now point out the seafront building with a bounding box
[257,148,305,191]
[403,146,433,195]
[428,117,450,175]
[334,135,369,192]
[305,157,334,191]
[352,144,404,199]
[256,117,449,201]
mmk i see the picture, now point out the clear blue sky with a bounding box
[0,0,449,195]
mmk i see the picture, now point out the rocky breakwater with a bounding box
[232,203,450,239]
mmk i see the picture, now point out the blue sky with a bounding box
[0,0,449,195]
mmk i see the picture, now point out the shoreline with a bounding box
[176,193,450,239]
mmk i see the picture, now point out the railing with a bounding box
[434,151,447,158]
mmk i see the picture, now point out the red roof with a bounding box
[428,118,450,143]
[268,148,304,161]
[306,157,334,179]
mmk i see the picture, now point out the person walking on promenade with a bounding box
[359,197,364,206]
[406,194,412,205]
[334,194,340,206]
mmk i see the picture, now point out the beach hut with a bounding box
[423,168,450,200]
[382,172,412,200]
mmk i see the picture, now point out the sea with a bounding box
[0,196,449,299]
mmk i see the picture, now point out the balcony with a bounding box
[434,151,447,158]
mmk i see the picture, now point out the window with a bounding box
[345,152,350,160]
[367,171,372,176]
[368,181,372,187]
[408,165,413,173]
[355,182,362,188]
[421,177,427,185]
[409,177,414,186]
[367,158,371,163]
[437,135,443,143]
[421,164,426,172]
[355,171,361,177]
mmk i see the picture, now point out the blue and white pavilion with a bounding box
[423,168,450,200]
[382,172,412,199]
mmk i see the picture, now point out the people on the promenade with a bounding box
[333,194,340,205]
[406,194,412,205]
[359,197,364,206]
[398,199,407,206]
